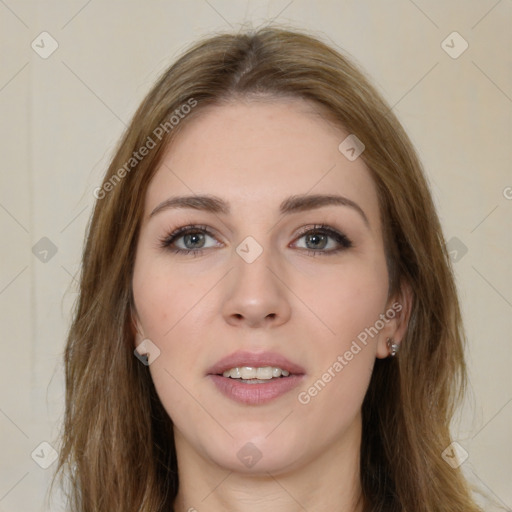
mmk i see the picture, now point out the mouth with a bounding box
[207,351,306,405]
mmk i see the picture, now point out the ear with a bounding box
[375,279,414,359]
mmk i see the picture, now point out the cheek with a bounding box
[296,272,381,432]
[299,254,389,341]
[295,256,387,406]
[132,248,214,383]
[132,250,206,340]
[132,259,208,427]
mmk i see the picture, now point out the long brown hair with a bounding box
[51,25,487,511]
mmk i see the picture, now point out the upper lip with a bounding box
[207,350,306,376]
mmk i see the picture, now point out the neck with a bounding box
[172,417,364,512]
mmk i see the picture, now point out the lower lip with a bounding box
[208,374,305,405]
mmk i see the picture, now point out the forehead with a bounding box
[145,98,380,229]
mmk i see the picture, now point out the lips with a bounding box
[206,350,306,405]
[206,350,306,376]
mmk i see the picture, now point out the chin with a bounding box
[201,428,308,475]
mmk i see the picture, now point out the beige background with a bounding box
[0,1,511,510]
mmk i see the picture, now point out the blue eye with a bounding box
[293,224,353,256]
[159,224,219,257]
[159,223,353,257]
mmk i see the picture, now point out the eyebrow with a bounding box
[149,193,370,228]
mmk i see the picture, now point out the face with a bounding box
[132,97,404,475]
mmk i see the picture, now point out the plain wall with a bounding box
[0,1,510,510]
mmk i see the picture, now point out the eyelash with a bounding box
[158,223,353,257]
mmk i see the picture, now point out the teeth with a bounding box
[222,366,291,379]
[241,367,257,379]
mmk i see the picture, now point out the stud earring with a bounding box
[386,337,400,357]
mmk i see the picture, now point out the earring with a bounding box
[386,337,399,357]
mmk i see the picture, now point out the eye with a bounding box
[159,223,353,257]
[159,224,221,257]
[292,224,353,256]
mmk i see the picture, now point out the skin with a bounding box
[131,97,411,512]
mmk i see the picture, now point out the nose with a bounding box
[221,245,292,329]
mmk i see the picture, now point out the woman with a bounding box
[51,25,488,511]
